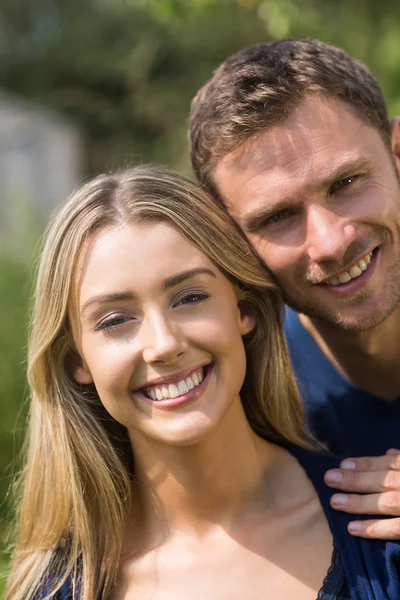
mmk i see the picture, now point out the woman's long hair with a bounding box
[6,166,306,600]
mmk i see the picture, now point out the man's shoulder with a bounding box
[283,307,343,399]
[283,307,320,359]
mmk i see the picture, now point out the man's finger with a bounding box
[324,467,400,493]
[330,491,400,515]
[347,517,400,540]
[337,453,400,473]
[386,448,400,456]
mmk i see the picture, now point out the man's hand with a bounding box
[324,449,400,539]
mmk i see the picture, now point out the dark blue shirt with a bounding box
[291,446,400,600]
[284,307,400,457]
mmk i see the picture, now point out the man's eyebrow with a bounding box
[81,268,216,314]
[322,156,373,190]
[244,156,373,233]
[244,203,286,233]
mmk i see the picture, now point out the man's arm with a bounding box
[324,449,400,539]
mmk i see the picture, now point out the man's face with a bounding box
[213,96,400,331]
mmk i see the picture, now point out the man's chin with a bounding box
[284,296,397,333]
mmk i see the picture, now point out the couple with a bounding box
[6,40,400,600]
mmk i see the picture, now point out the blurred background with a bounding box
[1,0,400,590]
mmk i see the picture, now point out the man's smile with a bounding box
[322,250,374,286]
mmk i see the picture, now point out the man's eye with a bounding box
[332,176,357,192]
[266,209,293,224]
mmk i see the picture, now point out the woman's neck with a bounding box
[128,397,278,536]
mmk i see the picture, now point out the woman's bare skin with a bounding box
[115,437,333,600]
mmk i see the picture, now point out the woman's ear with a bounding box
[238,300,256,336]
[69,350,94,385]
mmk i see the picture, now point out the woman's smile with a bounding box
[133,363,213,410]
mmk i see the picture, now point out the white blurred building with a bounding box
[0,89,83,248]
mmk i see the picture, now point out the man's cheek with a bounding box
[275,265,303,293]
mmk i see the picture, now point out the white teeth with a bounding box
[143,368,206,400]
[325,251,374,286]
[178,380,189,395]
[186,376,194,390]
[328,277,340,286]
[168,384,179,399]
[359,259,367,271]
[338,272,352,284]
[349,265,362,278]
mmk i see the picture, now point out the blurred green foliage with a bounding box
[1,0,399,177]
[0,253,31,565]
[1,0,400,584]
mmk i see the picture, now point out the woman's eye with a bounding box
[95,315,131,332]
[175,291,209,307]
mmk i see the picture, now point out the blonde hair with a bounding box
[6,165,306,600]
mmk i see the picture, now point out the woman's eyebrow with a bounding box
[81,268,216,315]
[82,291,135,315]
[162,267,216,290]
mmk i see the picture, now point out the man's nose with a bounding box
[306,206,357,263]
[141,313,188,365]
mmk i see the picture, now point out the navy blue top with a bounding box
[284,307,400,457]
[38,448,400,600]
[291,446,400,600]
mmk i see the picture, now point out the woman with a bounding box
[5,166,400,600]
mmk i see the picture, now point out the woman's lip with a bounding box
[133,364,213,410]
[134,363,210,392]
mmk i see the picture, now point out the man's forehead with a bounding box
[217,96,364,173]
[213,96,379,217]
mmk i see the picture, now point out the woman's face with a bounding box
[70,221,254,446]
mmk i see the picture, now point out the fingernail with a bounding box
[331,494,349,506]
[325,470,343,483]
[341,460,356,470]
[348,521,362,532]
[387,448,400,455]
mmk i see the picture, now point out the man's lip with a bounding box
[316,248,378,297]
[316,248,377,285]
[133,363,210,392]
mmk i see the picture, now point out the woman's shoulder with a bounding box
[287,444,341,503]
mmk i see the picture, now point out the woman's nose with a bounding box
[140,313,188,365]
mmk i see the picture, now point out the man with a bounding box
[189,39,400,539]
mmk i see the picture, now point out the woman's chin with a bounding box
[128,414,219,448]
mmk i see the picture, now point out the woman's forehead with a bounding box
[72,221,218,306]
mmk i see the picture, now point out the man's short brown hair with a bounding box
[189,39,390,188]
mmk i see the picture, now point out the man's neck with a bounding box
[299,306,400,400]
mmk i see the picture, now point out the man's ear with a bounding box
[390,117,400,171]
[69,350,94,385]
[238,300,256,336]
